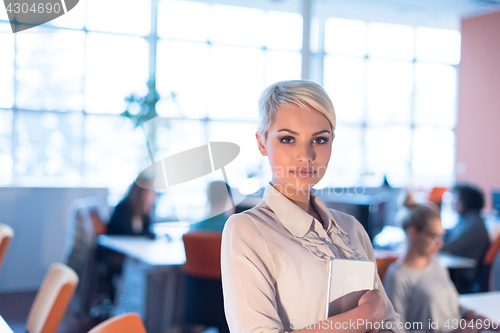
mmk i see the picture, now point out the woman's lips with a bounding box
[292,168,316,178]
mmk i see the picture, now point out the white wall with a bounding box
[0,187,108,292]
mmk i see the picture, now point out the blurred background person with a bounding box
[384,193,491,333]
[99,175,157,308]
[441,183,490,294]
[189,181,234,232]
[106,175,157,236]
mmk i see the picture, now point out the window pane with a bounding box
[265,50,301,86]
[86,0,150,36]
[16,29,85,111]
[154,119,208,159]
[414,62,457,128]
[0,5,8,21]
[368,22,414,60]
[412,127,454,187]
[0,23,14,108]
[365,126,411,187]
[15,111,83,182]
[328,125,364,187]
[323,56,365,124]
[156,40,209,118]
[366,59,413,125]
[209,45,263,120]
[0,110,13,184]
[158,0,209,41]
[416,27,461,65]
[84,115,148,201]
[207,121,262,186]
[325,18,366,57]
[86,33,149,114]
[211,5,265,47]
[50,0,85,29]
[266,11,302,51]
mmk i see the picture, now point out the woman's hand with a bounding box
[357,289,385,333]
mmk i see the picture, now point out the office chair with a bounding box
[87,313,146,333]
[0,223,14,275]
[182,231,229,333]
[376,255,399,282]
[26,263,79,333]
[62,197,109,317]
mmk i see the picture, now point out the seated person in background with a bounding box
[384,193,492,332]
[107,175,156,237]
[101,175,157,304]
[441,184,490,293]
[189,181,234,232]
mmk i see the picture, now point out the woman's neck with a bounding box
[270,180,311,213]
[402,247,431,269]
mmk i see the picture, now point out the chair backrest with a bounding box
[62,197,109,315]
[484,233,500,266]
[182,232,223,279]
[26,263,79,333]
[0,224,14,275]
[376,256,399,281]
[87,313,146,333]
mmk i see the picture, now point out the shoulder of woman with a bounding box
[328,208,367,236]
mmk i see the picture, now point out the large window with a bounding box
[0,0,460,217]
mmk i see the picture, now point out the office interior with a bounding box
[1,0,500,332]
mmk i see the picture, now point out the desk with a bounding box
[98,235,186,333]
[374,249,477,269]
[0,315,14,333]
[460,291,500,322]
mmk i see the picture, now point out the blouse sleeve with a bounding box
[221,214,285,333]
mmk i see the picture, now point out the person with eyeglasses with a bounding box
[383,193,494,333]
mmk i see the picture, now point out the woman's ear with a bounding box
[256,132,268,156]
[407,226,418,241]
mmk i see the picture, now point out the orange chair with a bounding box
[182,231,228,333]
[484,233,500,266]
[26,263,79,333]
[376,256,399,281]
[87,313,146,333]
[428,187,448,208]
[0,223,14,275]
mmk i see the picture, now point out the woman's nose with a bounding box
[297,143,315,163]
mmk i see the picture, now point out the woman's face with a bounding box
[256,104,334,197]
[411,218,445,257]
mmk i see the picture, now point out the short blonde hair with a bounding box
[257,80,336,140]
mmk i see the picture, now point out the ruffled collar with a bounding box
[262,182,364,260]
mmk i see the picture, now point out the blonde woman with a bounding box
[221,80,402,333]
[383,194,495,333]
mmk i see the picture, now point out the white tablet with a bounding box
[325,258,375,318]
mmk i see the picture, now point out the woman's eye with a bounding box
[313,137,329,144]
[279,136,295,144]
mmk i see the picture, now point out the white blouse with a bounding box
[221,182,403,333]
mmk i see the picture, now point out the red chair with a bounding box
[182,231,228,333]
[0,224,14,276]
[26,263,79,333]
[87,313,146,333]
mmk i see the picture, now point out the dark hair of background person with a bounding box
[452,183,485,213]
[123,176,153,216]
[397,191,441,232]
